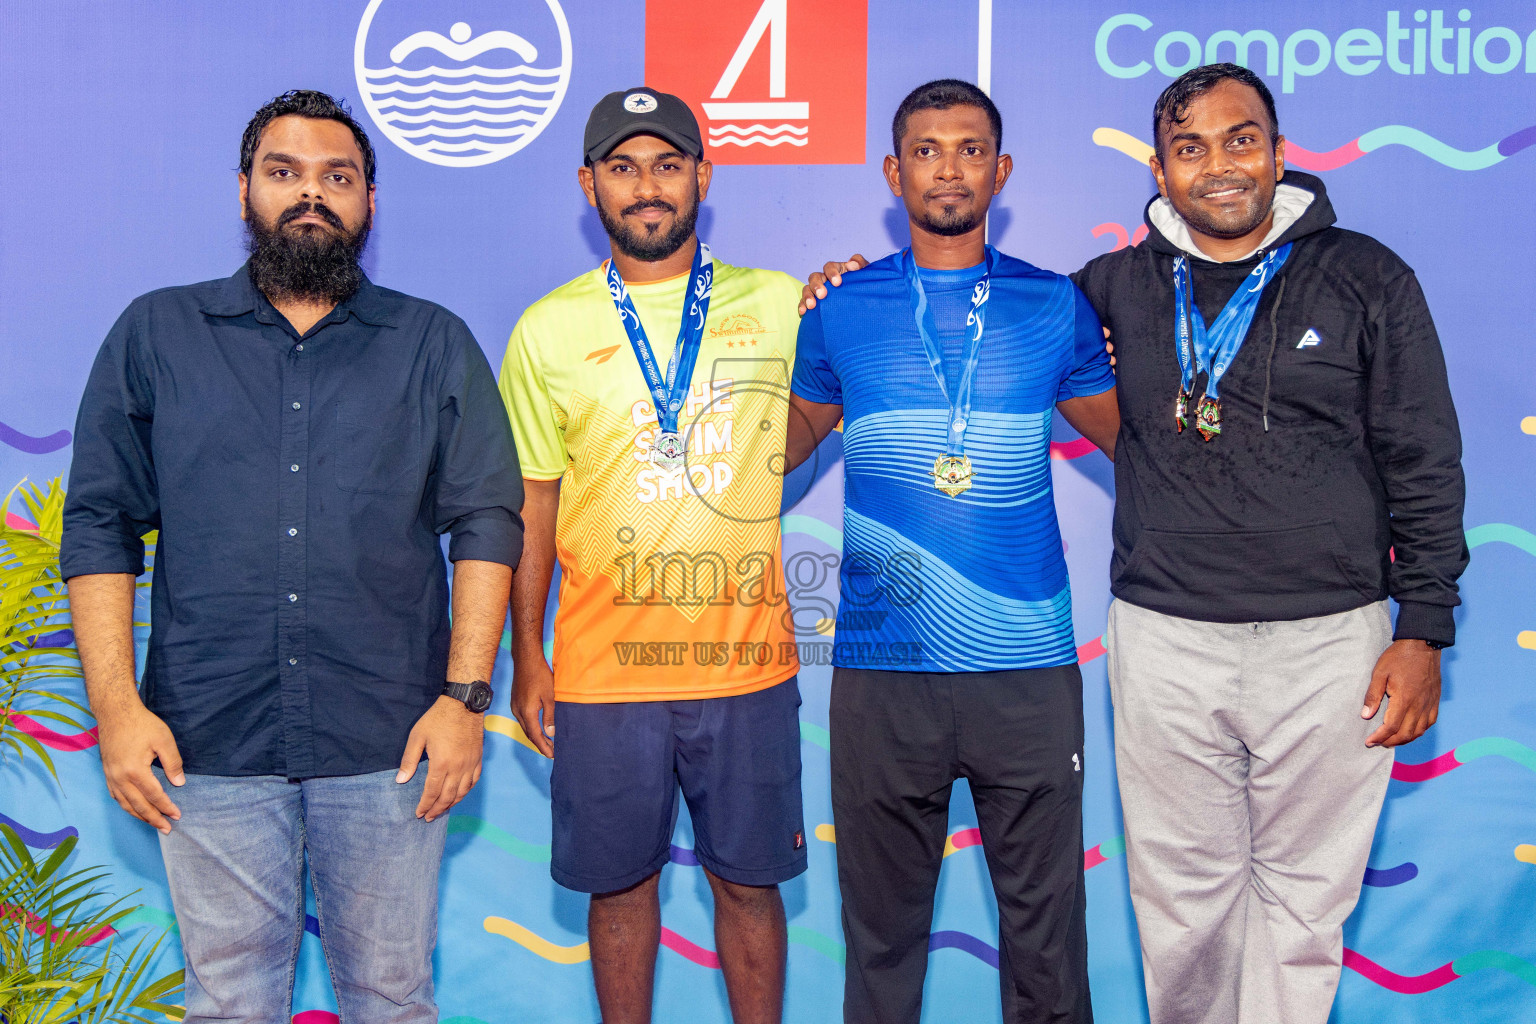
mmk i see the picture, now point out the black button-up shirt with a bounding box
[61,265,524,778]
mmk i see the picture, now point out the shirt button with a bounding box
[296,344,304,352]
[288,657,298,666]
[287,528,298,537]
[292,402,301,410]
[287,593,298,602]
[290,464,300,472]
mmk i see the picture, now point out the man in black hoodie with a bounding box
[800,62,1466,1024]
[1070,64,1466,1023]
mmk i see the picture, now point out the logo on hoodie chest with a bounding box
[1296,328,1322,349]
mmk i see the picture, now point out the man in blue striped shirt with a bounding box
[785,80,1118,1024]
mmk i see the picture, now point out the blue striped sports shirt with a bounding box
[791,250,1114,672]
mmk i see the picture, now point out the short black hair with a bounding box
[240,90,377,186]
[891,79,1002,156]
[1152,63,1278,159]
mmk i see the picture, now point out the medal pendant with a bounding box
[651,431,687,472]
[1195,396,1222,441]
[1175,390,1190,433]
[932,454,975,497]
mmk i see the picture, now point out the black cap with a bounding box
[583,87,703,164]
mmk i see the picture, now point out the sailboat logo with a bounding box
[645,0,866,166]
[354,0,572,168]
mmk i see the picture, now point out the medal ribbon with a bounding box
[903,245,996,455]
[1173,242,1291,405]
[605,241,713,437]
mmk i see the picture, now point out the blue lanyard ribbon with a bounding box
[903,245,996,455]
[605,241,714,435]
[1173,242,1291,402]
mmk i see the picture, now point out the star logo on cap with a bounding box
[624,93,657,113]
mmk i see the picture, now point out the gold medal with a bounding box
[1196,395,1222,441]
[1175,389,1190,433]
[932,454,975,496]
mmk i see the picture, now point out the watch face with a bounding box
[466,681,494,713]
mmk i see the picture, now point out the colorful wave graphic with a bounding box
[661,927,721,968]
[1363,862,1419,887]
[1049,437,1100,460]
[1092,124,1536,172]
[781,514,843,553]
[1077,635,1107,663]
[4,511,38,531]
[1466,523,1536,557]
[484,916,590,964]
[817,823,1128,874]
[0,421,71,454]
[1345,947,1536,993]
[1391,737,1536,783]
[118,906,178,934]
[2,901,114,945]
[944,827,983,858]
[3,711,98,751]
[484,915,847,970]
[825,821,1409,887]
[0,811,77,848]
[800,719,830,751]
[1084,834,1127,871]
[930,930,1002,967]
[446,815,550,862]
[483,714,541,754]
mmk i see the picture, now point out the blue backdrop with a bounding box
[3,2,1534,1021]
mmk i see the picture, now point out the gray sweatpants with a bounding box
[1105,599,1394,1024]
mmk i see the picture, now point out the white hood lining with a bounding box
[1148,182,1315,262]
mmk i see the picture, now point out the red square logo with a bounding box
[645,0,867,165]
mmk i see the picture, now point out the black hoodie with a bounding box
[1072,170,1467,645]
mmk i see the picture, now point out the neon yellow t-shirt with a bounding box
[499,256,802,702]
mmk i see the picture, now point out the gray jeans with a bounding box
[1106,599,1394,1024]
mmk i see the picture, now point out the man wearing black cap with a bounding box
[498,89,808,1024]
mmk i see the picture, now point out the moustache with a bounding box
[278,201,344,230]
[925,186,975,203]
[622,198,677,217]
[1191,176,1257,199]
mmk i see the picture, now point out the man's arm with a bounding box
[397,558,513,820]
[1055,389,1119,462]
[68,572,184,833]
[786,394,844,474]
[400,319,525,818]
[509,478,559,759]
[62,304,183,831]
[1359,269,1466,748]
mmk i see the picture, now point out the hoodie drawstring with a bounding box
[1262,275,1288,433]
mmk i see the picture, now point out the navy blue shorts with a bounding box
[550,676,808,894]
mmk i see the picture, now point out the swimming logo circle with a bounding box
[354,0,572,168]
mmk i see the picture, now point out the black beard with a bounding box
[912,188,983,238]
[597,188,700,262]
[1176,173,1274,240]
[913,204,983,237]
[244,200,370,305]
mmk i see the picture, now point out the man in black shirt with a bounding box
[62,91,523,1023]
[1070,65,1465,1023]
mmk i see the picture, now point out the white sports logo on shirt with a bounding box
[1297,328,1322,349]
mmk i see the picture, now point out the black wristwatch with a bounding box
[1422,639,1450,651]
[443,680,494,713]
